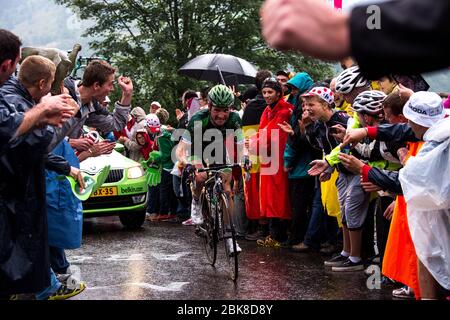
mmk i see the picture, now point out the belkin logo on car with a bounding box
[121,186,144,194]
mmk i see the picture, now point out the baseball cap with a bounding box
[262,77,283,94]
[151,101,161,108]
[301,87,334,105]
[403,91,445,128]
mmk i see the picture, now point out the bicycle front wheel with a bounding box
[220,194,239,282]
[201,192,217,266]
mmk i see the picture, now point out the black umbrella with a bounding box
[178,53,257,86]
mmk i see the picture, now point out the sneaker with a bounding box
[191,199,203,225]
[245,230,265,241]
[280,240,294,249]
[182,218,194,226]
[56,273,84,290]
[256,235,281,248]
[320,244,339,256]
[364,264,379,277]
[226,238,242,257]
[367,255,381,265]
[324,254,349,267]
[292,242,312,252]
[381,276,396,286]
[161,214,177,221]
[155,214,171,221]
[146,213,159,221]
[331,258,365,272]
[47,283,86,300]
[392,286,415,299]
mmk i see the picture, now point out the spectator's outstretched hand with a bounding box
[331,124,346,142]
[360,181,382,193]
[70,137,94,152]
[39,93,77,127]
[338,153,364,175]
[278,121,294,136]
[383,201,395,220]
[175,109,185,121]
[308,159,330,176]
[90,141,116,157]
[260,0,350,60]
[341,128,368,148]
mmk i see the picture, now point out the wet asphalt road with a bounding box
[68,216,393,300]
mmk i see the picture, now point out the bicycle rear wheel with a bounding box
[201,192,217,266]
[220,194,239,281]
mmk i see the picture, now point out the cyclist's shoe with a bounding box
[47,282,86,300]
[194,226,206,238]
[191,199,203,225]
[226,238,242,257]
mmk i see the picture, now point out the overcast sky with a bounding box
[0,0,448,91]
[0,0,387,51]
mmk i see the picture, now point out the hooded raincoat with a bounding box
[0,77,69,294]
[250,98,293,219]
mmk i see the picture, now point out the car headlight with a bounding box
[127,166,144,179]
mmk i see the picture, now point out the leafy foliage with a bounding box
[55,0,333,117]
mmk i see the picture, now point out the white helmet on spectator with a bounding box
[353,90,387,114]
[335,66,369,94]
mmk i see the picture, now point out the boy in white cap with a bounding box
[150,101,161,114]
[340,91,448,299]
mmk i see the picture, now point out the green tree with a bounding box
[55,0,333,118]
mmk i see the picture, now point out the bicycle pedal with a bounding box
[195,227,207,238]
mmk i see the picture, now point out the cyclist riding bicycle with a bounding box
[176,84,245,255]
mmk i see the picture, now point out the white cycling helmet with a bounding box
[335,66,369,94]
[353,90,387,114]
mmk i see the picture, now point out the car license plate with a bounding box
[91,186,118,197]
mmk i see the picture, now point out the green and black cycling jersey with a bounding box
[181,109,244,165]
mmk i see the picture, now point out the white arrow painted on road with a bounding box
[105,254,144,261]
[88,282,189,292]
[151,252,190,261]
[68,256,93,263]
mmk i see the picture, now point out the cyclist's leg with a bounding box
[220,171,234,226]
[221,172,242,255]
[192,162,207,200]
[190,160,207,225]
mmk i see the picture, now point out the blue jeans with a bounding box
[147,185,160,214]
[49,246,70,274]
[35,269,61,300]
[159,170,177,215]
[173,175,191,220]
[304,185,338,250]
[304,183,325,250]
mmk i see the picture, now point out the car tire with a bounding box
[119,210,146,230]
